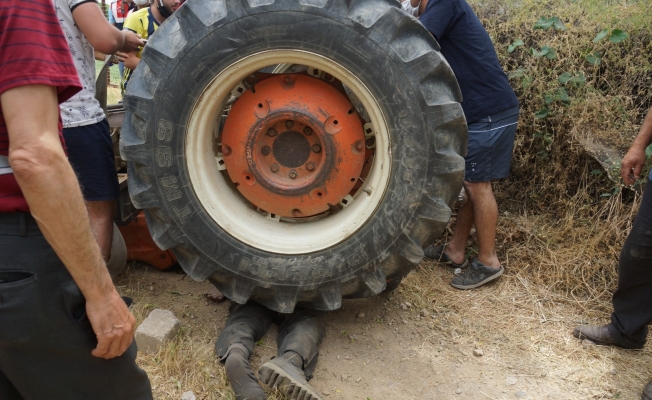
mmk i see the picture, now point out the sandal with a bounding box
[423,244,469,268]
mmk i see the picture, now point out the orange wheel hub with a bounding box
[221,74,366,218]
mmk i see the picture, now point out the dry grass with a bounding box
[116,1,652,397]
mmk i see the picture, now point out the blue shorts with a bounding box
[63,119,120,201]
[465,106,519,182]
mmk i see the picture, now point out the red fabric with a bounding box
[0,0,81,213]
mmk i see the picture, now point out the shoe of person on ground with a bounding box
[450,258,503,289]
[223,347,266,400]
[258,355,323,400]
[423,244,469,268]
[572,324,644,349]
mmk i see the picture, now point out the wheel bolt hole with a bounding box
[317,192,323,197]
[348,108,354,115]
[257,103,263,108]
[245,175,251,180]
[333,120,338,125]
[350,178,355,182]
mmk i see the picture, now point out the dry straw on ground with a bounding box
[117,0,652,398]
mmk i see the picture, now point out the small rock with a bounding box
[610,368,617,375]
[341,374,348,381]
[506,376,518,386]
[515,391,526,398]
[356,377,361,383]
[404,301,412,308]
[205,288,226,303]
[582,339,595,347]
[454,268,462,274]
[473,348,484,357]
[402,319,408,324]
[322,390,331,396]
[149,286,154,291]
[401,304,408,310]
[181,391,196,400]
[420,309,430,317]
[455,388,463,394]
[357,312,365,318]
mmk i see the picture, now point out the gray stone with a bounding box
[136,309,181,353]
[473,348,484,357]
[181,391,196,400]
[515,391,526,398]
[506,376,518,386]
[455,388,463,394]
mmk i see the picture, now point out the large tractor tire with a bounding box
[120,0,466,312]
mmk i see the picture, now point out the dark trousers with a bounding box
[0,213,152,400]
[215,302,325,379]
[609,180,652,349]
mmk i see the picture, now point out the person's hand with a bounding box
[85,289,136,359]
[115,50,140,70]
[621,145,647,186]
[121,30,145,53]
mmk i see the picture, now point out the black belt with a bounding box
[0,212,41,237]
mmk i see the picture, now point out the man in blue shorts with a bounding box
[54,0,143,265]
[420,0,519,289]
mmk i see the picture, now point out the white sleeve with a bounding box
[400,0,420,17]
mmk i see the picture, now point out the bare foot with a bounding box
[205,287,226,303]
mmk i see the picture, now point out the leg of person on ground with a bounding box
[258,308,325,400]
[215,303,273,400]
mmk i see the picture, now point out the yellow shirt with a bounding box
[122,7,159,91]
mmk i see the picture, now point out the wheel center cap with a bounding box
[273,131,311,168]
[221,74,366,218]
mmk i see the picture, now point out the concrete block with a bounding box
[135,309,181,353]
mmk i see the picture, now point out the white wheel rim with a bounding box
[186,50,391,254]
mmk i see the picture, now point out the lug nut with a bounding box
[222,146,231,156]
[289,170,297,179]
[292,209,301,217]
[304,126,313,136]
[355,141,364,151]
[306,162,315,171]
[283,75,292,84]
[311,144,321,153]
[271,163,279,173]
[261,145,271,156]
[267,128,277,137]
[285,120,294,130]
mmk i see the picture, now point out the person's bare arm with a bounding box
[621,107,652,185]
[418,0,428,15]
[72,2,143,54]
[1,85,135,359]
[116,50,141,70]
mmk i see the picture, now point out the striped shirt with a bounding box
[0,0,81,213]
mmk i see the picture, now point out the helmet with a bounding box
[134,0,149,6]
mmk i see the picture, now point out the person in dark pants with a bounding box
[575,106,652,400]
[216,302,325,400]
[419,0,520,290]
[0,1,151,398]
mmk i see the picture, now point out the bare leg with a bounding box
[86,200,115,262]
[464,181,500,269]
[444,197,474,265]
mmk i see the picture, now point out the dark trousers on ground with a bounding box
[0,213,152,400]
[608,179,652,349]
[215,302,325,379]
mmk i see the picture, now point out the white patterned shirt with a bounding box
[54,0,106,128]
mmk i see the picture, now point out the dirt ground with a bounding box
[116,257,652,400]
